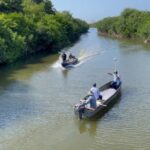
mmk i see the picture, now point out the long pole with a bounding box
[113,58,118,71]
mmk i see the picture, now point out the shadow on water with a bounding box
[98,32,150,51]
[113,36,150,53]
[0,53,58,89]
[61,69,70,78]
[74,119,98,136]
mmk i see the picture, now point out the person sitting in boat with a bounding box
[108,71,121,89]
[69,53,76,61]
[75,91,96,119]
[85,91,97,109]
[77,91,97,110]
[61,52,67,62]
[90,83,102,100]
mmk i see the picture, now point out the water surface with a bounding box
[0,28,150,150]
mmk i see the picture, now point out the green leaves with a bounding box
[138,20,150,39]
[96,8,150,40]
[0,0,89,64]
[0,20,26,63]
[0,0,23,13]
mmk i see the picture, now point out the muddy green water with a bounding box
[0,28,150,150]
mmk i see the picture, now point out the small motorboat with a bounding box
[61,58,79,68]
[61,56,79,68]
[74,81,121,119]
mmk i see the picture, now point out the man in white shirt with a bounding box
[90,83,102,100]
[108,71,121,89]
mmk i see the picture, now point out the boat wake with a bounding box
[51,49,103,70]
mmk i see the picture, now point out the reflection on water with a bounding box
[0,53,58,88]
[61,69,69,78]
[75,119,97,136]
[1,28,150,150]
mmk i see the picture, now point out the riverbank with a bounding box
[98,31,150,45]
[1,28,150,150]
[94,8,150,45]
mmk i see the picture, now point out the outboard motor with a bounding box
[74,102,85,119]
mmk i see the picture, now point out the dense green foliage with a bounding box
[95,8,150,40]
[0,0,89,64]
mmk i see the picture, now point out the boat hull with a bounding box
[61,59,79,68]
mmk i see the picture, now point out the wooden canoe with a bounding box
[74,81,121,119]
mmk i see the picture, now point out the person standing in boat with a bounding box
[76,91,96,119]
[90,83,102,100]
[108,71,121,89]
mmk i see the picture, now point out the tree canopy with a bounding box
[95,8,150,40]
[0,0,89,64]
